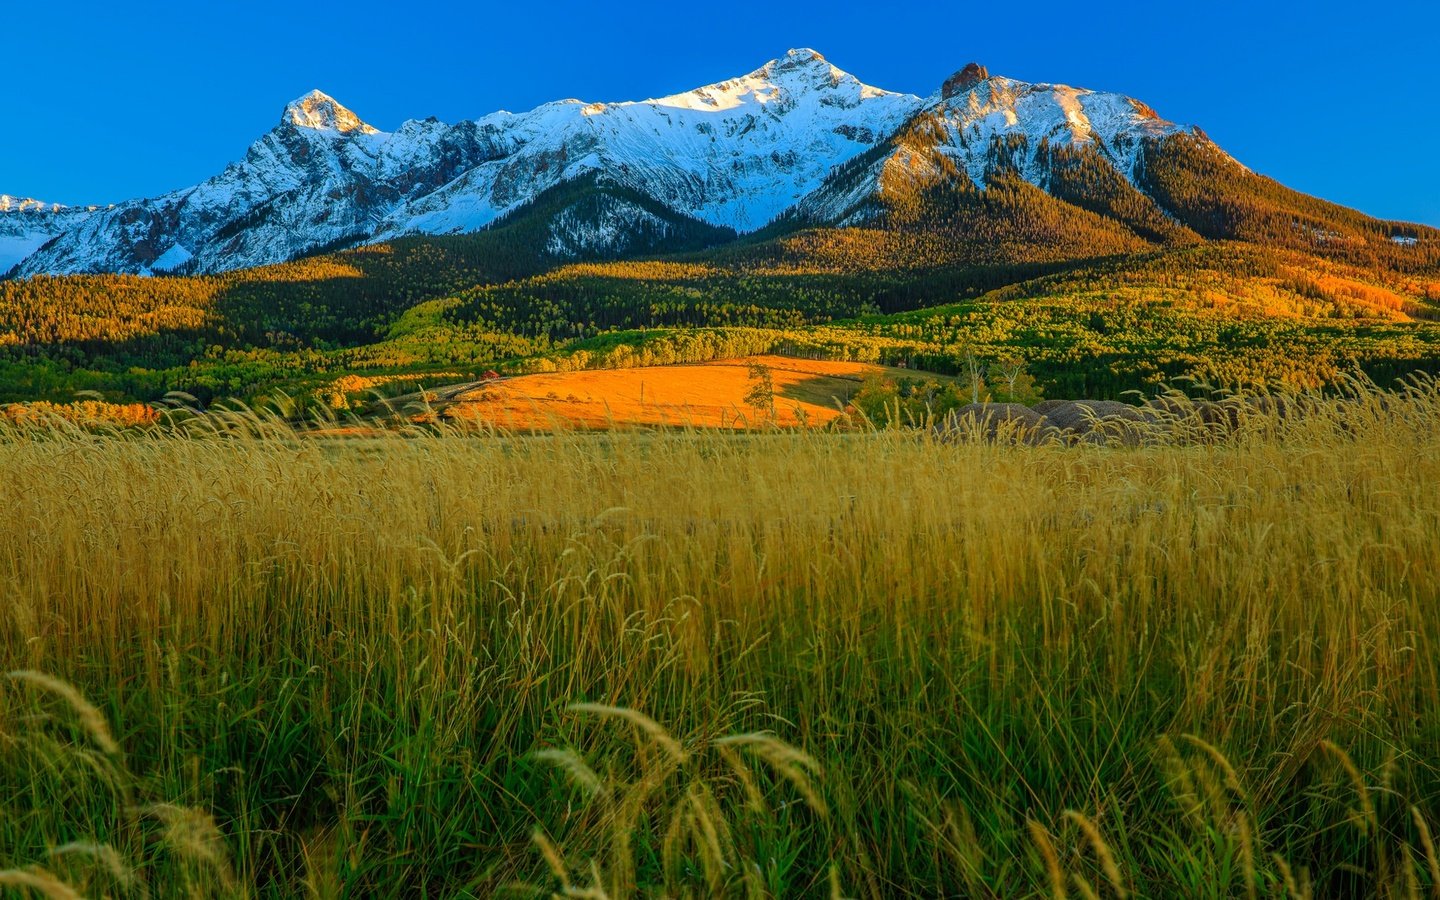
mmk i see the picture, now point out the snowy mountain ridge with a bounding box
[0,196,108,275]
[10,49,1215,277]
[2,196,64,214]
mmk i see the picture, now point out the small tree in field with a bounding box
[960,346,988,405]
[991,355,1042,404]
[744,363,776,421]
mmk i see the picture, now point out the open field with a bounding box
[415,356,936,430]
[0,383,1438,897]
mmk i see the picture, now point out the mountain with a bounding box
[12,50,917,277]
[10,92,510,277]
[778,62,1435,274]
[0,196,101,276]
[792,63,1185,224]
[8,49,1437,281]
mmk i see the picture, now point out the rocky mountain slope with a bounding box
[0,196,101,275]
[790,63,1186,223]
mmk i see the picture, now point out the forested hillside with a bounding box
[1138,131,1440,271]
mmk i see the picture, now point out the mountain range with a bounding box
[8,48,1428,280]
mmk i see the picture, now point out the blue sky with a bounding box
[5,0,1437,224]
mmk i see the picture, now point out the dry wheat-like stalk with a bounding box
[1028,819,1068,900]
[567,703,687,764]
[142,803,237,891]
[47,841,136,890]
[531,748,605,798]
[1180,734,1245,797]
[713,732,828,817]
[1273,854,1311,900]
[532,826,572,891]
[1319,740,1378,832]
[1070,872,1101,900]
[1237,811,1257,900]
[0,379,1437,895]
[0,868,85,900]
[1062,810,1126,898]
[7,671,120,756]
[1412,807,1440,900]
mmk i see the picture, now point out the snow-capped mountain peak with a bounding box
[778,46,825,65]
[927,72,1186,176]
[758,47,837,80]
[645,48,902,113]
[282,90,377,135]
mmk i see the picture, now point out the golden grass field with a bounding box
[433,356,926,429]
[0,381,1438,897]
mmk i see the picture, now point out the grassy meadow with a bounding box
[0,382,1438,897]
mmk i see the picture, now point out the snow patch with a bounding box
[0,233,58,274]
[150,244,194,272]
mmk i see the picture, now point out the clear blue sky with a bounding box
[5,0,1438,225]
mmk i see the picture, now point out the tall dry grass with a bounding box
[0,381,1436,896]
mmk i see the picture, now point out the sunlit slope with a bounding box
[1138,130,1440,271]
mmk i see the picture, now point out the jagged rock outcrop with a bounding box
[941,62,990,98]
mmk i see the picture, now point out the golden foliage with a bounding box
[1,400,159,427]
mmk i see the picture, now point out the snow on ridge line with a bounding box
[1,195,67,213]
[278,49,913,136]
[1,195,115,214]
